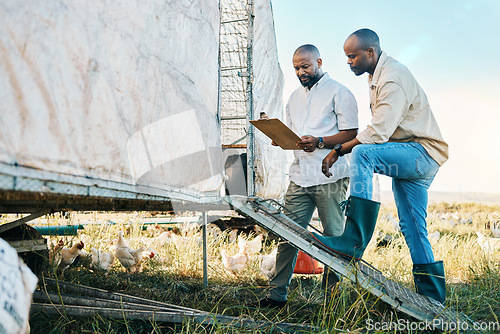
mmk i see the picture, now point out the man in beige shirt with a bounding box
[313,29,448,304]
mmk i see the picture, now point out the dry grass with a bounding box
[15,201,500,333]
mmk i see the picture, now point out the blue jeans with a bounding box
[350,142,440,264]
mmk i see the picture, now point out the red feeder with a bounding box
[293,250,323,274]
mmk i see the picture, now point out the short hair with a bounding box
[349,29,381,53]
[293,44,321,59]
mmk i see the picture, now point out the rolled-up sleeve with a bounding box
[357,82,408,144]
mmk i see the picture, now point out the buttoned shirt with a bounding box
[286,73,358,187]
[357,52,449,166]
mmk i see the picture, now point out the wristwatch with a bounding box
[333,143,344,156]
[317,137,325,149]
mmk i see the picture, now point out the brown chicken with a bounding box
[57,240,85,273]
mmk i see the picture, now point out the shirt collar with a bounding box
[305,72,329,92]
[368,51,387,88]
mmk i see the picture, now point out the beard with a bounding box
[299,70,321,88]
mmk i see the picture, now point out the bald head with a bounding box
[344,29,382,76]
[346,29,381,55]
[293,44,321,60]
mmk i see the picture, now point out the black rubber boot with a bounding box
[311,196,380,260]
[413,261,446,304]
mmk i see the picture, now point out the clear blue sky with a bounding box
[271,0,500,194]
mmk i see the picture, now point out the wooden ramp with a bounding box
[33,278,315,333]
[226,195,476,332]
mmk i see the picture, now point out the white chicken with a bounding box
[153,231,172,247]
[260,248,278,279]
[142,248,157,259]
[114,231,148,273]
[428,231,441,244]
[490,221,500,238]
[476,231,500,253]
[237,234,247,254]
[238,234,264,256]
[171,232,202,249]
[57,240,85,273]
[248,234,264,256]
[90,247,115,272]
[220,244,248,277]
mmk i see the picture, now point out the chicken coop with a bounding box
[0,2,477,330]
[0,0,287,271]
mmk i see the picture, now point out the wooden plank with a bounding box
[30,303,316,332]
[41,277,203,314]
[33,290,188,313]
[0,209,52,233]
[8,239,47,253]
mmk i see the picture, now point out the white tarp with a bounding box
[0,0,224,202]
[252,0,287,199]
[0,238,38,334]
[0,0,287,204]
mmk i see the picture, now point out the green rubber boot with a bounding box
[413,261,446,304]
[311,196,380,260]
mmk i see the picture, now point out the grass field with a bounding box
[13,200,500,333]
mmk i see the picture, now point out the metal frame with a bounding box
[245,0,255,197]
[225,195,476,331]
[219,0,255,197]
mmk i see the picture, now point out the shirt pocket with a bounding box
[307,96,335,130]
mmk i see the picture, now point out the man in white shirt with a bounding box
[258,44,358,309]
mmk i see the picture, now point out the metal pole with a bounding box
[246,0,255,197]
[202,211,208,287]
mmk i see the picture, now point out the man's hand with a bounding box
[322,150,338,177]
[297,136,319,152]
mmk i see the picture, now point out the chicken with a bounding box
[490,221,500,238]
[171,232,202,249]
[237,234,247,254]
[57,240,85,273]
[114,230,147,273]
[146,224,168,235]
[476,232,500,253]
[142,248,157,259]
[153,231,172,247]
[248,234,264,256]
[49,238,64,267]
[221,244,248,276]
[238,234,263,257]
[90,247,115,272]
[260,248,277,279]
[428,231,441,244]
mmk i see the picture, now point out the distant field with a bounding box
[380,191,500,206]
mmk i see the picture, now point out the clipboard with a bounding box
[250,118,301,150]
